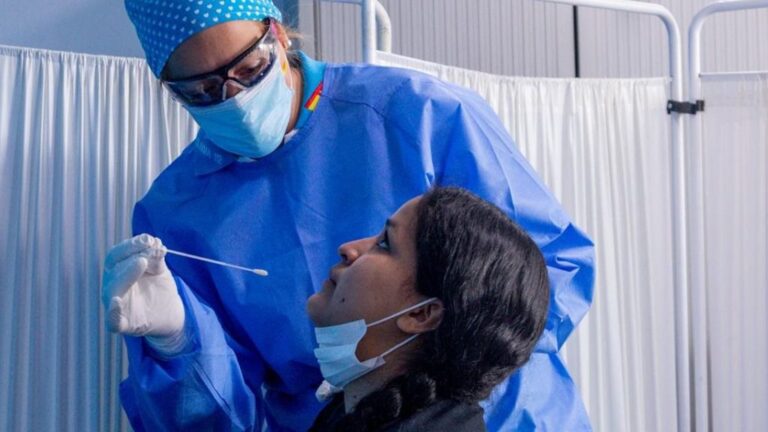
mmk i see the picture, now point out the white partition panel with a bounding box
[0,45,196,432]
[699,73,768,432]
[377,51,679,432]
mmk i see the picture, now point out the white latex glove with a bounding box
[102,234,187,355]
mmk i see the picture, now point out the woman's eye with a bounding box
[376,231,390,251]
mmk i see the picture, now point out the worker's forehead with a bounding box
[164,20,266,78]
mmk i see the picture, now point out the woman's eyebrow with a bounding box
[386,218,400,239]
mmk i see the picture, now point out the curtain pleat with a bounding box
[0,45,197,432]
[376,51,679,432]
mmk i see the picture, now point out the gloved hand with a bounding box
[102,234,188,356]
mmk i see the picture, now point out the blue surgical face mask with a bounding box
[312,297,438,402]
[185,61,294,159]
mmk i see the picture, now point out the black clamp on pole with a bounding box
[667,99,705,115]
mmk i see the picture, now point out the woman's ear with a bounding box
[396,300,444,335]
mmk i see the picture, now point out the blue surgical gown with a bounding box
[120,59,595,431]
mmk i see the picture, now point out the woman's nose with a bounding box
[338,241,360,265]
[338,237,374,264]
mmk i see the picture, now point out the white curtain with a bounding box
[697,73,768,432]
[377,51,680,432]
[0,45,196,431]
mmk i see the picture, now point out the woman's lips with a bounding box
[322,278,336,292]
[329,268,341,286]
[321,266,341,292]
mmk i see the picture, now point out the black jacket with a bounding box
[309,395,487,432]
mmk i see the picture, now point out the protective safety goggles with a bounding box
[162,18,279,107]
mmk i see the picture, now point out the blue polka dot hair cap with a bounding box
[125,0,283,77]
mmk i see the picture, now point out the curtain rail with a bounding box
[689,0,768,98]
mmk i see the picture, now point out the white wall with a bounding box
[0,0,144,57]
[0,0,302,58]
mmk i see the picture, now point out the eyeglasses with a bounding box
[162,19,279,107]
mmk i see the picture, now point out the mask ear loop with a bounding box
[379,333,421,359]
[366,297,438,328]
[279,49,296,102]
[287,62,294,91]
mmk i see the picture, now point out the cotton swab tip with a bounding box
[162,247,269,277]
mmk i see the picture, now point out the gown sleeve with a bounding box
[384,75,595,431]
[117,203,265,432]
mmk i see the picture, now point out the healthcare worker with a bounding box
[102,1,595,431]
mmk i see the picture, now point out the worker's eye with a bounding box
[376,229,390,251]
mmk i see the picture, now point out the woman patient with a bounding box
[306,187,550,431]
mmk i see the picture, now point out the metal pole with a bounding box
[573,6,581,77]
[313,0,324,60]
[375,1,392,53]
[667,17,691,432]
[361,0,376,63]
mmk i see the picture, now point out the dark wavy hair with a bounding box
[336,187,550,430]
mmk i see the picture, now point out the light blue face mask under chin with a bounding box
[185,62,294,159]
[312,297,438,402]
